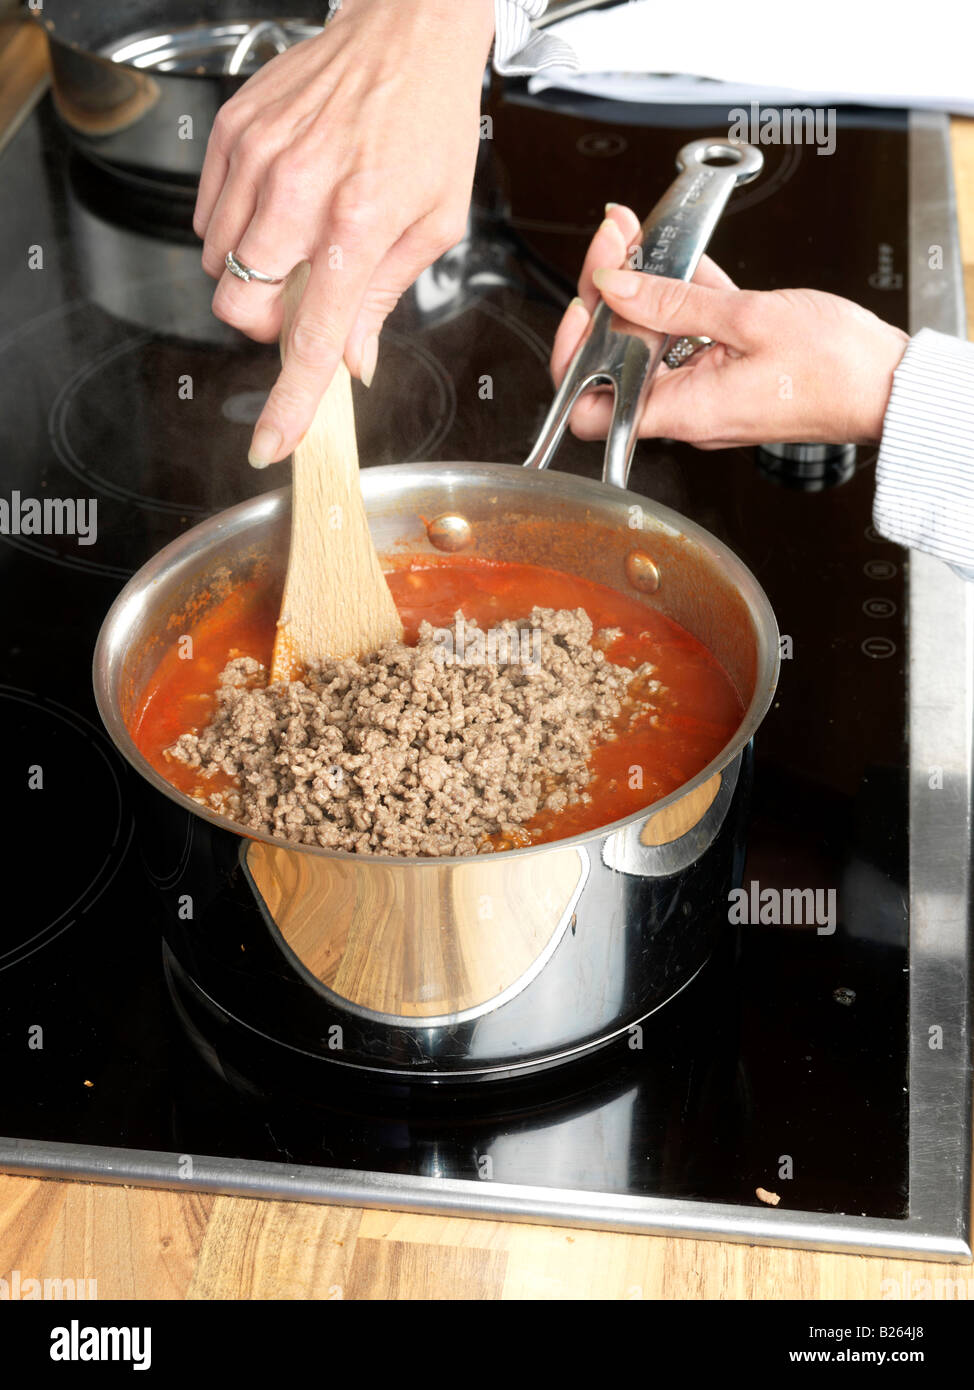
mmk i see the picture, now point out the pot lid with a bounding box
[101,19,324,77]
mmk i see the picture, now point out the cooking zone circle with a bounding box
[48,322,457,516]
[0,688,130,972]
[0,286,552,581]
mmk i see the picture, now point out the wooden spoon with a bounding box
[270,263,403,682]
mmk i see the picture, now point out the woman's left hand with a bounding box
[551,203,909,448]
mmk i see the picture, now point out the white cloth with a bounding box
[493,0,578,76]
[874,329,974,580]
[525,0,974,115]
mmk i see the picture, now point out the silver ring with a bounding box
[664,335,714,369]
[225,250,285,285]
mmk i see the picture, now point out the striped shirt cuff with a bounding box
[494,0,579,75]
[873,327,974,579]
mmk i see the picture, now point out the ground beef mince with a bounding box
[167,608,648,857]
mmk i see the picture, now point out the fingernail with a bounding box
[360,333,379,389]
[593,267,639,298]
[605,202,619,214]
[569,296,585,311]
[248,424,281,469]
[598,217,618,235]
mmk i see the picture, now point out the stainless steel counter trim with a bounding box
[0,1137,969,1262]
[904,110,973,1256]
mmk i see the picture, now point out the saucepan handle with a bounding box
[523,137,763,491]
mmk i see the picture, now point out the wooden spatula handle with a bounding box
[269,265,403,681]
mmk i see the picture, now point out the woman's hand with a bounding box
[194,0,495,466]
[551,204,910,449]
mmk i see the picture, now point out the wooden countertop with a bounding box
[1,54,971,1296]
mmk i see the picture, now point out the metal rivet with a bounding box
[427,513,472,553]
[625,551,660,593]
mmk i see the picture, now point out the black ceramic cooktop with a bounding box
[0,88,910,1221]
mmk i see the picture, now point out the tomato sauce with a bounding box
[132,558,744,847]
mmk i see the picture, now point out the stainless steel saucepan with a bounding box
[94,138,778,1080]
[40,1,324,188]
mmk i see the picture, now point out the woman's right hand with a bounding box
[194,0,496,468]
[552,204,910,448]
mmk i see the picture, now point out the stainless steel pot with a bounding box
[40,1,324,188]
[93,138,779,1080]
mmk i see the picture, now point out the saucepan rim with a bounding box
[92,460,780,867]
